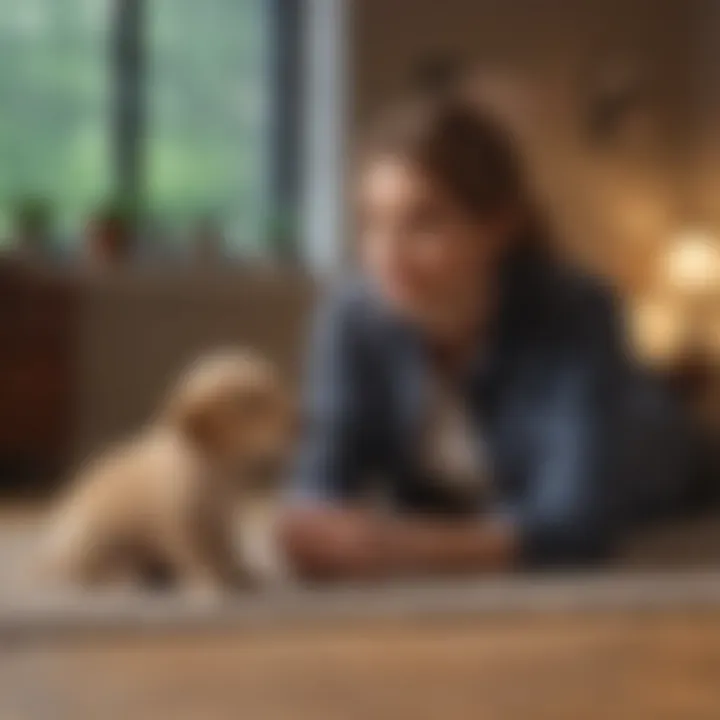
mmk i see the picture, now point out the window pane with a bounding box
[0,0,111,244]
[147,0,270,256]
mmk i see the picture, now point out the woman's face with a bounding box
[358,157,509,339]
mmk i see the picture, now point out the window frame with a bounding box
[112,0,308,261]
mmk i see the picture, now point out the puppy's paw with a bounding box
[238,512,294,589]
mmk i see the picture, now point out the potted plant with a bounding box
[191,213,226,267]
[83,197,137,267]
[11,196,54,260]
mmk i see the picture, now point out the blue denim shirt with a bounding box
[291,250,632,566]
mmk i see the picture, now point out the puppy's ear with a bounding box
[166,394,219,451]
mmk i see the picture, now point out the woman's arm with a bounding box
[495,284,628,567]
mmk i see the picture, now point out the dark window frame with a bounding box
[112,0,303,256]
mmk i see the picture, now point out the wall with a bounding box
[351,0,696,291]
[685,0,720,234]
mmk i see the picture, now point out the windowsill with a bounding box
[1,254,317,285]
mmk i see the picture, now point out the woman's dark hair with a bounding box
[361,81,532,226]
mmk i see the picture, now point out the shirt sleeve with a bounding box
[505,288,629,567]
[287,293,373,506]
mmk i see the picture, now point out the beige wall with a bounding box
[352,0,696,291]
[685,0,720,233]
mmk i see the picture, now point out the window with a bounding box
[0,0,112,242]
[147,0,270,255]
[0,0,299,258]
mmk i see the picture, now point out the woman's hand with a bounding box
[280,506,518,581]
[280,507,389,581]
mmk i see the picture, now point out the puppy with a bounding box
[42,349,294,595]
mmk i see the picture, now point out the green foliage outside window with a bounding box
[0,0,270,254]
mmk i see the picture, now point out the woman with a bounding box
[282,85,630,579]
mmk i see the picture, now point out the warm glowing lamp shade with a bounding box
[661,231,720,295]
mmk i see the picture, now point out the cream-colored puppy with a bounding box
[43,350,294,595]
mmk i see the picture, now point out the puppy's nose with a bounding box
[244,453,286,490]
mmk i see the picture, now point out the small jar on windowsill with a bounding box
[83,204,134,269]
[10,197,55,264]
[191,215,226,268]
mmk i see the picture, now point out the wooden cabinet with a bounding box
[0,262,78,491]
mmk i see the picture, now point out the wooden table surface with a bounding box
[2,609,720,720]
[2,508,720,719]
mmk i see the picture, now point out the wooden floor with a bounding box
[3,610,720,719]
